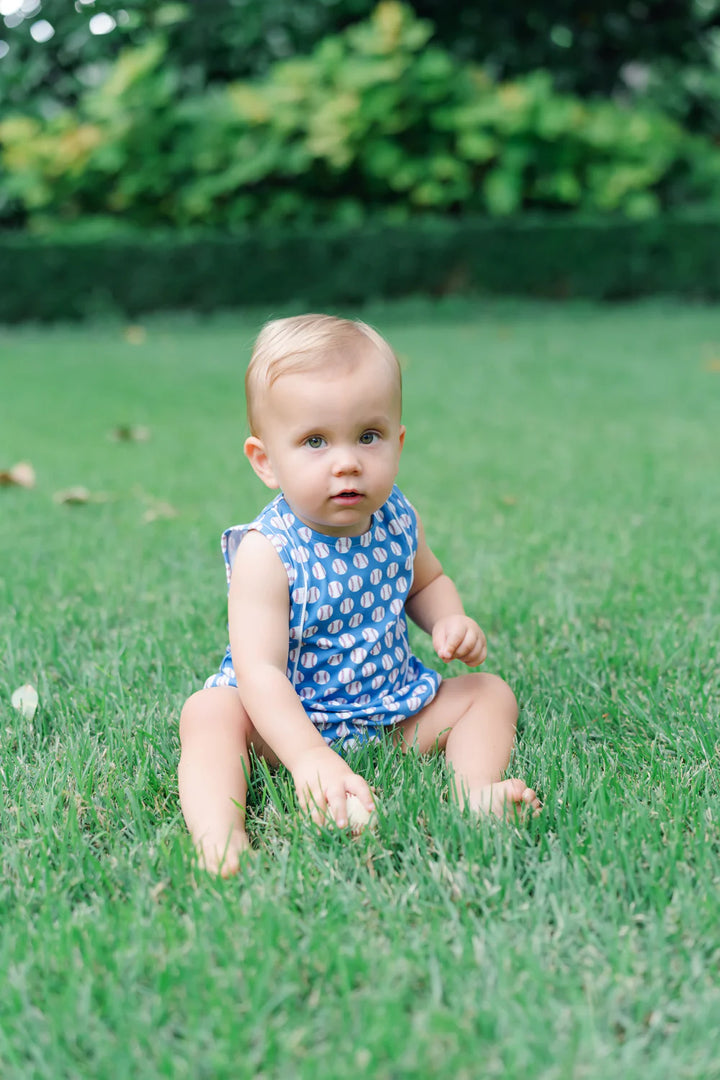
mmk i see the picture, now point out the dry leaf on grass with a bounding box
[0,461,36,488]
[11,684,39,720]
[52,486,109,506]
[109,425,151,442]
[124,325,147,345]
[53,486,91,505]
[142,499,178,523]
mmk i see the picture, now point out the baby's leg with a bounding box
[393,673,540,818]
[178,686,279,876]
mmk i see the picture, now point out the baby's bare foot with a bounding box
[468,777,542,821]
[197,828,252,877]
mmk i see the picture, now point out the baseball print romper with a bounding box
[205,485,441,749]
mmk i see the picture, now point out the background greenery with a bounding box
[3,0,720,121]
[2,2,720,233]
[1,300,719,1077]
[3,214,720,323]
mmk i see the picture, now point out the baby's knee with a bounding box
[179,686,250,745]
[489,672,518,718]
[179,690,210,748]
[469,672,519,725]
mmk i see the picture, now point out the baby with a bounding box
[178,314,539,875]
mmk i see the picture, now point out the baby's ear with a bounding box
[244,437,278,489]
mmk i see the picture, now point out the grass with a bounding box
[1,297,719,1079]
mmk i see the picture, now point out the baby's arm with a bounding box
[405,518,487,667]
[228,530,374,827]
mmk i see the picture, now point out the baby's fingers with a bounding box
[435,623,486,666]
[325,782,352,829]
[327,774,375,828]
[343,773,376,814]
[298,782,329,827]
[457,633,487,667]
[433,624,464,662]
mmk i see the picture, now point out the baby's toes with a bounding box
[521,786,543,816]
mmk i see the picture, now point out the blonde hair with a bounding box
[245,313,401,434]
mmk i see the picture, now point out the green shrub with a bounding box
[2,213,720,322]
[2,3,720,230]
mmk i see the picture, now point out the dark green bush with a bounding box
[2,214,719,323]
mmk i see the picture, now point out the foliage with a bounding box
[2,0,719,112]
[2,213,720,322]
[631,46,720,137]
[0,0,369,111]
[417,0,720,103]
[2,3,720,232]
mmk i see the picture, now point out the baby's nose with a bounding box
[332,446,361,473]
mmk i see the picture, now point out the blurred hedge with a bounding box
[2,214,719,322]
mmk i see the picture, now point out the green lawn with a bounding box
[1,298,719,1079]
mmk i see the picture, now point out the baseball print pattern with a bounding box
[205,486,441,746]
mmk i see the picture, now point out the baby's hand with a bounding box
[291,746,375,829]
[432,615,487,667]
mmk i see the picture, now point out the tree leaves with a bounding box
[3,2,720,229]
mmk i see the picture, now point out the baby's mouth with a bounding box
[333,490,363,502]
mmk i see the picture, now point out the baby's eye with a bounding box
[305,435,326,449]
[359,431,380,445]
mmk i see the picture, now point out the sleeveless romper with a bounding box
[205,485,441,748]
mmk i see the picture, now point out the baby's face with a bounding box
[248,348,405,536]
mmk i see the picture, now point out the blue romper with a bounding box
[205,485,441,748]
